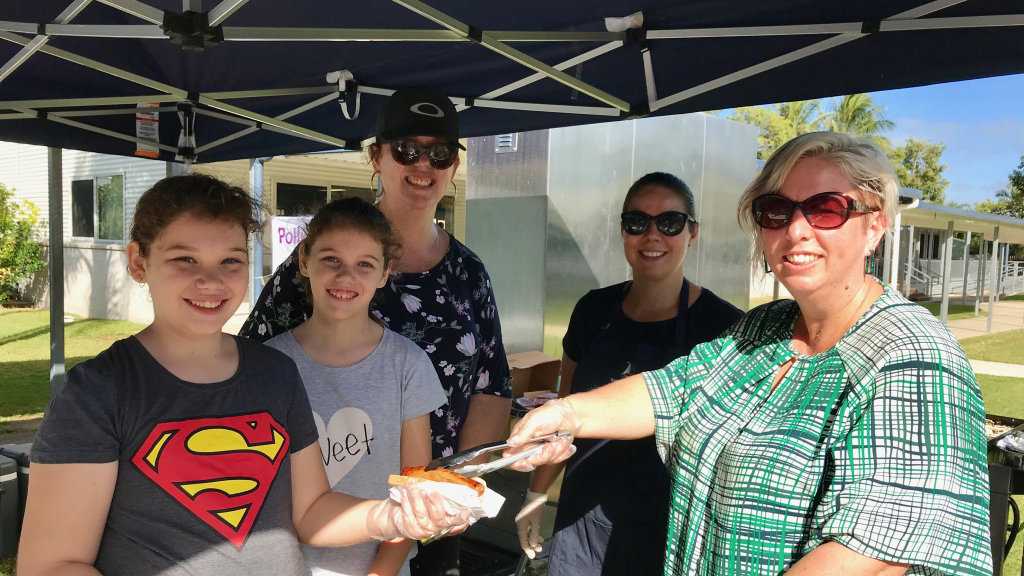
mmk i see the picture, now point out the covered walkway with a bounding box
[881,193,1024,333]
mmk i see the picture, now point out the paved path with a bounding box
[971,359,1024,378]
[939,299,1024,378]
[946,299,1024,340]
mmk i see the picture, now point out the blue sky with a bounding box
[869,73,1024,206]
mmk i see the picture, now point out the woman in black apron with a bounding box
[515,172,743,575]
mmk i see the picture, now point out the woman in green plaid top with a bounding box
[505,132,991,576]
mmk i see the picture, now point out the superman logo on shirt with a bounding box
[131,412,290,549]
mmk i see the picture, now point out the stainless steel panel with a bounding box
[697,115,760,310]
[543,115,758,357]
[467,130,551,354]
[467,114,759,360]
[544,121,635,356]
[467,131,548,200]
[465,195,548,354]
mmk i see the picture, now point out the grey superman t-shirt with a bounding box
[267,327,446,576]
[31,336,319,576]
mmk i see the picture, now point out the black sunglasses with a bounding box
[389,140,459,170]
[621,210,695,237]
[751,192,879,230]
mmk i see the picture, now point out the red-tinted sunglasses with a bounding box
[752,192,879,230]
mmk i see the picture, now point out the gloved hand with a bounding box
[515,490,548,559]
[367,485,472,542]
[505,398,580,472]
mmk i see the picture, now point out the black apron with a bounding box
[548,280,690,576]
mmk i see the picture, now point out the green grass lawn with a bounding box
[980,374,1024,418]
[0,309,141,572]
[920,301,987,321]
[962,330,1024,366]
[1004,294,1024,302]
[0,308,142,421]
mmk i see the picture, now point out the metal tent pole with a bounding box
[939,220,954,323]
[249,158,266,300]
[882,228,894,285]
[997,243,1007,300]
[958,228,966,303]
[987,226,999,332]
[654,0,969,111]
[887,211,902,289]
[976,239,986,316]
[904,225,915,296]
[47,147,65,396]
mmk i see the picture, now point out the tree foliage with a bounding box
[778,100,825,135]
[731,94,955,206]
[826,94,895,147]
[730,105,804,160]
[732,94,893,160]
[976,155,1024,220]
[0,183,45,303]
[886,138,949,204]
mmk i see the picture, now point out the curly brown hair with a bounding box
[300,196,401,268]
[131,174,261,255]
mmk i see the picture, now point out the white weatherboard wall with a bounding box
[0,141,167,324]
[0,140,472,324]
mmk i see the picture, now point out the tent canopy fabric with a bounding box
[0,0,1022,163]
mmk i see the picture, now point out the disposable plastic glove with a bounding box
[515,490,548,559]
[367,485,472,542]
[505,398,580,472]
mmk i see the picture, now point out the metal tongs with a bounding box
[424,431,572,477]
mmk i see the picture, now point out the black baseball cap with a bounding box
[375,88,465,149]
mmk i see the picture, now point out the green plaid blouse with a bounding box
[644,285,991,576]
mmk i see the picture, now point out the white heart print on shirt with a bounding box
[313,407,375,487]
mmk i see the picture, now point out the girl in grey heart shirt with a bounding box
[266,197,446,576]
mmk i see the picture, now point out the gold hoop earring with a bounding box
[370,171,383,204]
[449,179,457,196]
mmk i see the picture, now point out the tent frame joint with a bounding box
[861,20,882,34]
[162,7,224,51]
[625,26,647,47]
[623,101,649,119]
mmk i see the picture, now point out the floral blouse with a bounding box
[644,285,991,575]
[240,236,512,458]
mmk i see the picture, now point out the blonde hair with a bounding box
[737,132,897,240]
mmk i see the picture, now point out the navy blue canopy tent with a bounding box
[1,0,1023,163]
[0,0,1022,392]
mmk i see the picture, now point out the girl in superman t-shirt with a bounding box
[18,175,470,576]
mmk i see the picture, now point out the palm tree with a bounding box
[778,100,825,134]
[826,94,894,146]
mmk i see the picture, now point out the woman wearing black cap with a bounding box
[240,88,512,575]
